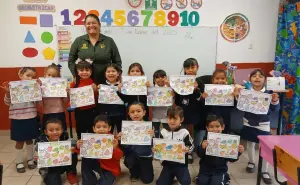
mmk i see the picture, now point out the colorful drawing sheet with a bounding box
[206,132,240,159]
[147,87,173,106]
[121,76,147,95]
[37,141,71,168]
[98,85,124,105]
[69,85,95,108]
[80,133,114,159]
[237,89,271,114]
[39,77,67,97]
[153,139,185,164]
[204,84,234,106]
[170,75,195,95]
[121,121,152,145]
[266,77,285,91]
[9,80,42,104]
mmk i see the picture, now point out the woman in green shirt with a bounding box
[68,14,122,84]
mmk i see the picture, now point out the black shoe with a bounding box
[188,154,193,164]
[16,163,26,173]
[27,159,37,170]
[262,172,273,184]
[246,162,255,173]
[130,176,139,182]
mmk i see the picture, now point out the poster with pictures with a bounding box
[69,85,95,108]
[147,87,173,106]
[206,132,240,159]
[39,77,67,98]
[204,84,234,106]
[170,75,195,95]
[121,121,152,145]
[266,77,285,91]
[37,141,71,168]
[237,89,271,114]
[9,80,42,104]
[80,133,114,159]
[98,85,124,105]
[153,139,185,163]
[121,76,147,95]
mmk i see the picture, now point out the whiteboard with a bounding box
[58,26,218,81]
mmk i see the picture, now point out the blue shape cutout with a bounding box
[24,31,35,43]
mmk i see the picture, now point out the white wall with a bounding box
[0,0,280,67]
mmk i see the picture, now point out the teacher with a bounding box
[68,14,122,84]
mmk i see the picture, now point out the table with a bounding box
[257,136,300,185]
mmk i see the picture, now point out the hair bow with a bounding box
[75,58,93,65]
[75,58,83,65]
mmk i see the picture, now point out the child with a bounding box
[117,63,150,121]
[151,70,172,137]
[1,67,39,173]
[175,58,205,163]
[240,69,279,184]
[35,118,78,185]
[78,115,123,185]
[196,114,244,185]
[70,58,97,139]
[117,102,154,183]
[156,106,194,185]
[97,63,126,133]
[40,63,68,131]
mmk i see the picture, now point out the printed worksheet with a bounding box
[153,139,185,163]
[40,77,67,97]
[204,84,234,106]
[121,76,147,95]
[98,85,124,104]
[266,77,285,91]
[69,85,95,108]
[170,75,195,95]
[147,87,173,106]
[9,80,42,104]
[121,121,152,145]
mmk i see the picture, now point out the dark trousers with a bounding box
[41,153,78,185]
[42,112,67,131]
[156,164,191,185]
[124,155,154,184]
[109,115,124,134]
[81,158,115,185]
[75,108,96,139]
[152,122,169,138]
[196,173,230,185]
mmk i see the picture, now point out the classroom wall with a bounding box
[0,0,280,129]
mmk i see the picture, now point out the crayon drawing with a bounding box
[121,76,147,95]
[147,87,173,106]
[9,80,42,104]
[204,84,234,106]
[121,121,152,145]
[170,75,195,95]
[80,133,114,159]
[98,85,124,105]
[237,89,271,114]
[153,139,185,164]
[70,85,95,108]
[40,77,67,98]
[37,141,71,168]
[206,132,240,159]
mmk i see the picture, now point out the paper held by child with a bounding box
[266,77,285,91]
[206,132,240,159]
[9,80,42,104]
[39,77,67,98]
[170,75,195,95]
[69,85,95,108]
[237,89,271,114]
[204,84,234,106]
[37,141,72,168]
[80,133,114,159]
[98,85,124,105]
[121,76,147,95]
[121,121,152,145]
[153,139,185,164]
[147,87,173,106]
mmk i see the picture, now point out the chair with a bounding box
[273,145,300,185]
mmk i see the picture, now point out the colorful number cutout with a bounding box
[114,10,126,26]
[167,11,179,26]
[180,11,199,26]
[154,10,166,27]
[61,9,71,25]
[101,10,113,26]
[74,9,86,25]
[141,10,153,26]
[127,10,139,26]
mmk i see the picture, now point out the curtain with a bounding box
[275,3,300,134]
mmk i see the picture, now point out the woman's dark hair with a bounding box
[44,118,63,130]
[182,58,198,74]
[45,63,61,77]
[74,59,93,88]
[206,114,224,127]
[18,67,36,76]
[249,69,267,79]
[153,70,167,85]
[128,101,146,111]
[105,63,122,82]
[212,69,227,79]
[93,115,111,127]
[84,14,100,25]
[128,63,145,75]
[167,106,184,119]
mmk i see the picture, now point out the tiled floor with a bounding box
[0,130,287,185]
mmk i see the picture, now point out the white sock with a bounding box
[262,160,269,173]
[16,148,24,164]
[26,144,34,161]
[247,141,256,164]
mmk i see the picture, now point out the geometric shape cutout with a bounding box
[24,31,35,43]
[41,32,53,44]
[22,47,38,58]
[40,14,53,27]
[42,47,56,60]
[19,16,37,25]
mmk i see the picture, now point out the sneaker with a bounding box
[130,176,139,182]
[246,162,255,173]
[16,163,26,173]
[262,172,273,184]
[188,154,193,164]
[67,172,79,185]
[27,159,37,170]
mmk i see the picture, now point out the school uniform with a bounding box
[97,81,126,133]
[35,132,78,185]
[196,136,241,185]
[156,126,194,185]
